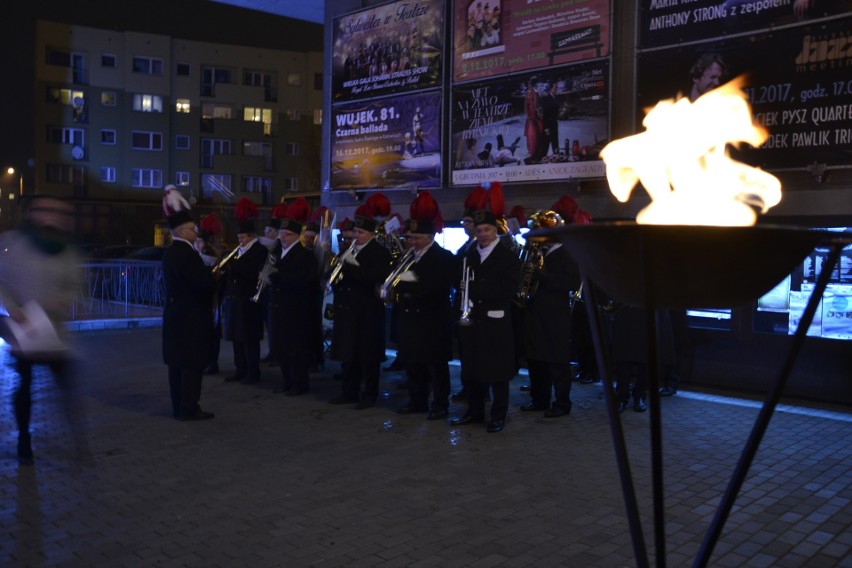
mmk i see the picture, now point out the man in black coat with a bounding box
[268,218,319,395]
[522,241,580,418]
[221,221,268,384]
[329,212,393,408]
[451,209,521,433]
[451,206,477,402]
[162,201,215,421]
[394,216,456,420]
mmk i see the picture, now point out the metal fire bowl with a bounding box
[530,222,827,309]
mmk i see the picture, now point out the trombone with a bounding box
[379,247,416,305]
[326,243,358,291]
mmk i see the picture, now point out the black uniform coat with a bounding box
[459,242,522,383]
[162,239,215,370]
[221,240,267,342]
[269,241,319,356]
[330,237,393,363]
[395,243,456,364]
[524,244,580,363]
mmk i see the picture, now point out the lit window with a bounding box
[244,107,271,123]
[176,171,190,186]
[313,109,322,125]
[132,94,163,113]
[287,72,301,87]
[176,98,191,113]
[101,92,117,107]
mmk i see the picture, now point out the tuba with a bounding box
[515,210,565,306]
[379,247,416,305]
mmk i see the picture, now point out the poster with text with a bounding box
[330,92,442,190]
[640,0,852,49]
[450,61,608,186]
[331,0,444,102]
[453,0,610,83]
[637,18,852,170]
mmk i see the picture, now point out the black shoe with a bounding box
[17,433,34,466]
[397,405,427,415]
[240,377,260,385]
[224,374,244,383]
[659,386,677,397]
[272,385,292,394]
[580,376,597,385]
[179,408,215,421]
[617,401,629,413]
[544,406,571,418]
[449,414,482,426]
[486,419,506,433]
[521,402,548,412]
[633,399,647,412]
[427,408,448,421]
[355,399,376,410]
[329,394,357,405]
[204,363,219,375]
[286,387,309,397]
[450,390,468,402]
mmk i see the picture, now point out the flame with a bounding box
[600,77,781,226]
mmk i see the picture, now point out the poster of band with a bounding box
[330,91,442,190]
[331,0,444,102]
[637,17,852,169]
[640,0,852,48]
[453,0,610,83]
[450,61,608,185]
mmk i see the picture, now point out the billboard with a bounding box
[330,91,442,190]
[640,0,852,48]
[637,18,852,169]
[452,0,611,83]
[331,0,444,101]
[450,61,608,185]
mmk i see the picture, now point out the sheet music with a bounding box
[0,301,67,356]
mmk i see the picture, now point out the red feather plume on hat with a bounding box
[465,185,487,212]
[573,209,593,225]
[354,204,375,219]
[365,192,391,218]
[235,197,258,221]
[508,205,526,227]
[338,217,353,230]
[162,185,190,217]
[199,212,222,236]
[311,205,328,224]
[551,195,579,222]
[271,203,288,219]
[482,181,505,217]
[410,190,444,233]
[287,197,311,224]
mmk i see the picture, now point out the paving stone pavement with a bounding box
[1,328,850,568]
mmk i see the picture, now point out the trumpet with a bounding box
[211,246,239,274]
[250,251,278,303]
[379,247,416,305]
[458,257,474,326]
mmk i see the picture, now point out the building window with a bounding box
[101,54,117,68]
[101,129,116,145]
[284,177,299,192]
[201,66,232,97]
[313,109,323,125]
[244,70,276,101]
[285,142,300,156]
[132,56,164,75]
[100,167,116,183]
[243,140,274,170]
[131,168,163,188]
[46,48,86,83]
[131,131,163,151]
[242,176,271,193]
[47,87,84,106]
[202,103,232,119]
[201,173,233,199]
[244,107,271,123]
[47,126,84,146]
[286,109,301,121]
[314,73,323,90]
[176,98,191,113]
[201,138,232,168]
[176,62,191,76]
[132,94,163,113]
[101,91,117,107]
[175,135,190,150]
[176,171,190,186]
[46,164,85,185]
[287,72,301,87]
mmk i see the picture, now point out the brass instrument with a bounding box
[250,251,278,303]
[515,210,565,306]
[375,219,405,260]
[211,246,239,275]
[327,243,358,291]
[458,257,474,326]
[379,247,416,305]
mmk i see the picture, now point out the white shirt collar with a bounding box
[477,238,499,262]
[239,238,258,256]
[280,240,298,258]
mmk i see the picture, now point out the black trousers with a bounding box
[616,361,648,402]
[527,359,573,410]
[341,359,380,401]
[168,366,203,418]
[278,349,311,392]
[406,362,450,411]
[233,338,261,380]
[466,381,508,422]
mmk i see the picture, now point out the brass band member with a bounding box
[268,208,319,395]
[260,203,288,365]
[451,184,522,433]
[329,201,393,409]
[222,197,268,385]
[394,191,456,420]
[304,205,330,371]
[195,212,224,376]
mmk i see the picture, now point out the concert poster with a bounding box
[450,61,608,186]
[331,0,444,102]
[330,91,442,190]
[640,0,852,48]
[636,17,852,170]
[452,0,611,83]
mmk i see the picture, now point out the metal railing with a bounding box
[72,260,165,320]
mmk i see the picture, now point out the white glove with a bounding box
[260,273,272,285]
[344,254,360,266]
[397,270,418,283]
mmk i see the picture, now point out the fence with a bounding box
[73,260,165,321]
